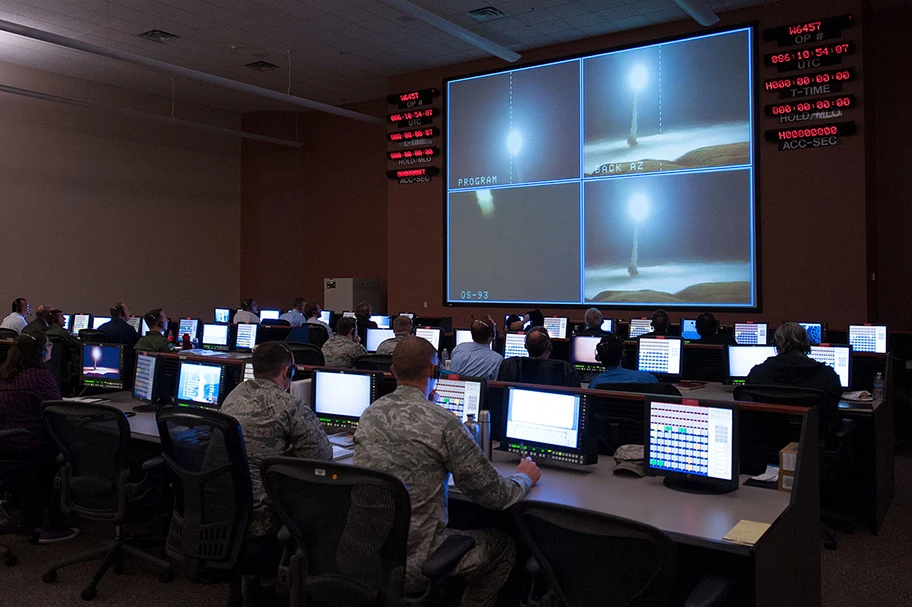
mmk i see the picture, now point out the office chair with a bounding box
[355,354,393,372]
[260,457,476,607]
[497,358,581,388]
[48,335,81,396]
[514,501,732,607]
[286,342,325,366]
[78,329,111,344]
[304,324,329,348]
[40,401,173,600]
[0,328,19,340]
[261,318,291,326]
[588,382,682,397]
[0,428,33,567]
[156,407,270,606]
[285,326,311,345]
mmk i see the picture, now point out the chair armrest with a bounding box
[685,573,734,607]
[0,428,28,439]
[420,534,476,581]
[141,455,165,471]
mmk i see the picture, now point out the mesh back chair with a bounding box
[497,358,581,388]
[0,329,19,340]
[78,329,111,344]
[305,324,330,348]
[40,401,172,600]
[261,319,291,326]
[261,457,475,607]
[285,326,311,344]
[355,354,393,372]
[588,382,682,397]
[286,342,325,366]
[0,428,32,567]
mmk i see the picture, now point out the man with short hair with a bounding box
[588,333,658,388]
[449,316,503,380]
[96,302,139,346]
[222,342,332,537]
[638,309,670,340]
[321,316,367,368]
[354,301,378,344]
[279,298,307,327]
[355,337,541,606]
[575,308,607,336]
[134,309,173,352]
[497,326,580,387]
[376,315,413,356]
[303,301,332,337]
[23,304,53,335]
[234,298,261,324]
[45,309,82,395]
[695,312,734,345]
[1,298,30,334]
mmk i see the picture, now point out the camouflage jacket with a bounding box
[221,378,332,537]
[375,336,405,356]
[321,335,367,368]
[353,385,532,587]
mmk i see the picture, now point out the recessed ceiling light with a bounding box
[245,60,280,72]
[137,29,180,43]
[467,6,507,22]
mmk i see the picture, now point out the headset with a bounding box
[595,333,625,366]
[241,298,255,312]
[277,342,296,380]
[11,298,25,314]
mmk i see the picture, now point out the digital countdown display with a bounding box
[386,167,439,183]
[387,89,442,184]
[387,107,438,127]
[764,121,856,150]
[387,127,439,142]
[763,14,855,47]
[765,94,855,117]
[386,88,439,109]
[387,147,438,161]
[764,40,854,71]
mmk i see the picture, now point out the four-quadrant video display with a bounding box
[445,27,755,307]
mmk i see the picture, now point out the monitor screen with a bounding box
[503,333,528,359]
[243,362,255,381]
[637,338,682,376]
[504,314,532,331]
[176,361,228,408]
[81,344,126,389]
[726,345,776,382]
[734,322,768,345]
[178,318,200,340]
[62,314,72,332]
[365,328,395,352]
[132,353,160,403]
[319,310,332,324]
[415,327,441,351]
[434,377,484,423]
[370,315,391,329]
[645,399,738,492]
[259,309,280,321]
[214,308,231,323]
[127,317,142,333]
[399,312,414,319]
[72,314,91,333]
[680,319,700,341]
[570,336,603,365]
[809,345,851,388]
[797,322,825,345]
[543,317,568,339]
[600,318,613,332]
[235,323,258,351]
[342,311,356,318]
[849,325,887,354]
[92,316,111,330]
[629,319,653,338]
[202,323,230,348]
[505,386,582,449]
[455,329,493,350]
[141,319,150,336]
[312,369,375,420]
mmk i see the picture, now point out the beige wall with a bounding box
[0,59,241,321]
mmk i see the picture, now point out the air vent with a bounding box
[245,60,280,72]
[137,29,180,43]
[467,6,507,22]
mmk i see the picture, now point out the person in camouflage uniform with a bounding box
[354,337,541,607]
[376,314,413,356]
[221,341,332,537]
[322,316,367,368]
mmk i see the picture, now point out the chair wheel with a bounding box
[81,586,97,600]
[42,569,58,583]
[3,554,16,567]
[158,570,174,583]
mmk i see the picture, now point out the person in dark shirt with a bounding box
[498,327,580,388]
[589,333,658,388]
[574,307,608,336]
[695,312,735,345]
[638,309,670,340]
[507,309,544,332]
[134,308,173,353]
[96,302,139,346]
[22,304,53,335]
[354,301,378,344]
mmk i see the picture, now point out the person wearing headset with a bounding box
[221,341,332,539]
[233,298,261,324]
[1,297,30,334]
[588,333,658,388]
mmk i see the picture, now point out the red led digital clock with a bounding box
[387,127,438,142]
[765,94,856,116]
[764,121,856,142]
[386,88,439,109]
[387,147,439,161]
[764,41,854,67]
[386,166,440,179]
[764,68,854,92]
[763,14,854,47]
[387,107,438,123]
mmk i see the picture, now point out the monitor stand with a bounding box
[663,476,737,495]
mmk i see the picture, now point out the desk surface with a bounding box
[680,381,881,414]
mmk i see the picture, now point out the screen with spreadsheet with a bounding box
[320,310,332,324]
[365,328,395,352]
[629,319,653,338]
[235,323,258,351]
[543,317,568,339]
[127,317,142,333]
[505,387,581,449]
[849,325,887,354]
[313,370,374,419]
[72,314,91,333]
[600,318,613,332]
[637,338,682,376]
[647,400,735,480]
[680,319,700,340]
[809,345,851,388]
[504,333,528,359]
[91,316,111,330]
[243,362,254,381]
[371,315,391,328]
[415,327,441,350]
[726,345,776,382]
[434,377,483,423]
[132,353,158,403]
[571,336,602,365]
[202,324,229,348]
[734,322,767,345]
[214,308,231,323]
[455,329,493,349]
[176,361,227,408]
[178,318,199,340]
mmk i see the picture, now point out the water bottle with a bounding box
[478,410,492,460]
[872,372,884,402]
[441,348,450,370]
[464,413,480,446]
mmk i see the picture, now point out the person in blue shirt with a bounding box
[449,315,504,380]
[588,333,657,388]
[96,302,139,346]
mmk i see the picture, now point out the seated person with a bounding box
[1,298,30,334]
[376,315,413,356]
[45,309,82,396]
[695,312,734,345]
[23,304,52,335]
[638,309,670,339]
[449,316,503,380]
[221,342,332,538]
[321,316,367,368]
[354,301,378,344]
[507,308,544,331]
[96,302,139,346]
[574,307,607,336]
[234,298,261,324]
[0,332,78,542]
[588,333,658,388]
[354,337,540,605]
[279,298,306,327]
[134,308,173,353]
[303,301,332,337]
[497,327,580,388]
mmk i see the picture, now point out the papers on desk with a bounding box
[328,432,354,448]
[842,390,873,402]
[723,520,771,547]
[750,465,779,483]
[332,445,354,460]
[673,380,707,391]
[63,397,110,403]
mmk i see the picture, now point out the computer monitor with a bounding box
[72,313,91,333]
[504,314,532,331]
[637,337,683,377]
[176,361,230,409]
[455,329,493,350]
[734,322,768,345]
[234,323,258,351]
[415,327,441,351]
[434,376,484,423]
[725,345,776,385]
[61,314,73,332]
[849,324,888,354]
[399,312,415,319]
[503,333,527,359]
[214,308,231,323]
[141,319,150,336]
[365,328,395,352]
[342,311,356,318]
[178,318,200,341]
[201,323,231,351]
[600,318,613,332]
[320,310,332,324]
[81,343,128,389]
[370,315,391,329]
[132,353,163,404]
[243,362,255,381]
[311,368,378,429]
[809,345,851,388]
[629,318,653,338]
[645,397,739,494]
[543,317,568,339]
[570,336,602,366]
[259,309,280,321]
[127,317,142,333]
[501,385,596,466]
[795,322,826,345]
[91,316,111,330]
[680,319,700,341]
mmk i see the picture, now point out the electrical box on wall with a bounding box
[324,278,382,312]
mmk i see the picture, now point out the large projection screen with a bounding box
[445,27,756,308]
